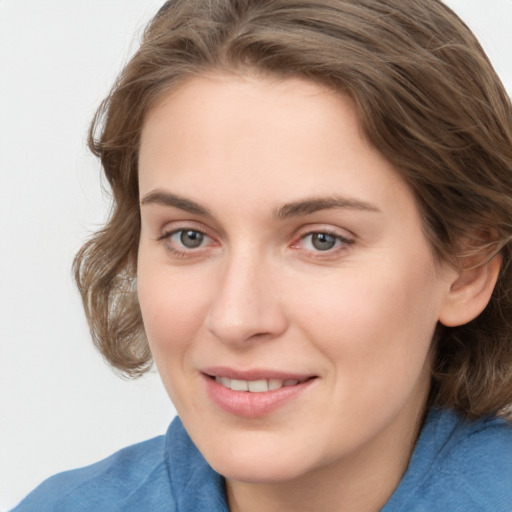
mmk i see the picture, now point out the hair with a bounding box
[74,0,512,420]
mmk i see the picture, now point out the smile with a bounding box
[214,376,309,392]
[203,370,317,418]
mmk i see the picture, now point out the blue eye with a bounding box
[171,229,206,249]
[301,232,352,252]
[309,233,337,251]
[157,227,217,258]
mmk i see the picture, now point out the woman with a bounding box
[13,0,512,510]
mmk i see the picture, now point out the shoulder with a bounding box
[434,413,512,507]
[11,417,228,512]
[385,408,512,511]
[11,435,173,512]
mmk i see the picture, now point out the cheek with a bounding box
[293,260,442,381]
[136,263,214,411]
[136,262,211,361]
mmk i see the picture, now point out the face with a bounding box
[137,73,457,484]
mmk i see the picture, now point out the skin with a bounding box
[137,72,463,512]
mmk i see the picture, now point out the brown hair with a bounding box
[74,0,512,419]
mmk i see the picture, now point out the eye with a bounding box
[304,233,338,251]
[297,231,354,253]
[172,229,206,249]
[158,227,215,255]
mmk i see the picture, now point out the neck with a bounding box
[226,400,428,512]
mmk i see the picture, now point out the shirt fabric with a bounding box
[11,408,512,511]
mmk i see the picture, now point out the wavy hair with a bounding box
[74,0,512,419]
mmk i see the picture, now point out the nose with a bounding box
[205,250,288,346]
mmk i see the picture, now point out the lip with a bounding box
[202,366,313,381]
[202,367,317,418]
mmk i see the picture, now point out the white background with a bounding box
[1,1,511,509]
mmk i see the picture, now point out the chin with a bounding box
[204,441,315,484]
[214,460,307,484]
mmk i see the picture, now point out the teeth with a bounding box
[268,379,282,391]
[231,379,249,391]
[215,376,305,392]
[248,379,268,392]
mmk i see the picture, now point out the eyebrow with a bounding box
[275,196,381,219]
[140,190,380,219]
[140,190,211,216]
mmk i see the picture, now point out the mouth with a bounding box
[201,368,317,418]
[211,375,312,392]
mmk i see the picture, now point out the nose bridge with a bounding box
[206,244,285,345]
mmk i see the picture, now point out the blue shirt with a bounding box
[11,408,512,511]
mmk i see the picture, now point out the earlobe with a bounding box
[438,253,502,327]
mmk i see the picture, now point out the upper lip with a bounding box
[202,366,316,381]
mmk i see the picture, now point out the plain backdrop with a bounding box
[1,0,511,509]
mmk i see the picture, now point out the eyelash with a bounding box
[157,228,354,259]
[157,228,215,258]
[292,231,354,258]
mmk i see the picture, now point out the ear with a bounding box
[438,253,501,327]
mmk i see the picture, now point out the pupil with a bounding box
[180,230,204,248]
[312,233,336,251]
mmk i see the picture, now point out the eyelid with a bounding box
[290,225,355,257]
[292,224,355,243]
[156,219,215,241]
[156,220,220,259]
[158,227,208,242]
[297,232,353,247]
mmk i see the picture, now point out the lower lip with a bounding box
[203,375,316,418]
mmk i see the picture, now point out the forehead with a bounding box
[140,72,361,156]
[138,72,416,222]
